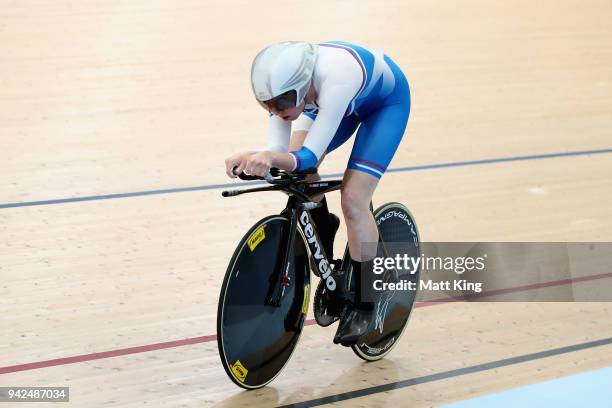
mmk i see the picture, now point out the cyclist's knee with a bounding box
[341,188,369,222]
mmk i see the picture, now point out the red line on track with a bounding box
[423,271,612,304]
[1,271,610,375]
[0,335,216,375]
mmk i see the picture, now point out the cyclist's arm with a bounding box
[232,115,290,159]
[265,114,291,152]
[260,113,300,171]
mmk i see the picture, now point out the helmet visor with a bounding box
[261,90,298,112]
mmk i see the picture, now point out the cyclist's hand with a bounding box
[245,151,273,177]
[225,152,250,178]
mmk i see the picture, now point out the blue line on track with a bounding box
[2,148,611,209]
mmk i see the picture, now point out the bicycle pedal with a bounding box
[313,279,347,327]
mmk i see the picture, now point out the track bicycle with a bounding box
[217,168,420,389]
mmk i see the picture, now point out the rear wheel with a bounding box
[351,202,420,361]
[217,215,310,389]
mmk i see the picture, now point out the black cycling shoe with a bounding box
[333,258,379,346]
[333,305,375,346]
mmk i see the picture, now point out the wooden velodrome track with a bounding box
[2,0,612,406]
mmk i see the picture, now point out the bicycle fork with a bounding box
[266,208,299,307]
[266,202,340,307]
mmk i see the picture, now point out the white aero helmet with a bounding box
[251,41,318,111]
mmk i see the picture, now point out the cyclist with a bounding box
[224,41,411,345]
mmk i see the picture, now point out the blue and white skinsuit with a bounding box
[265,41,411,179]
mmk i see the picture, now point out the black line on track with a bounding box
[276,336,612,408]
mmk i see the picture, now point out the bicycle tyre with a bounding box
[217,215,310,389]
[351,202,420,361]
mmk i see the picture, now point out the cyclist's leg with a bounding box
[341,170,379,261]
[344,99,410,258]
[335,82,411,345]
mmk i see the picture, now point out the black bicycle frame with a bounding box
[222,176,344,307]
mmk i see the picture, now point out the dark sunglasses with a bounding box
[262,90,298,112]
